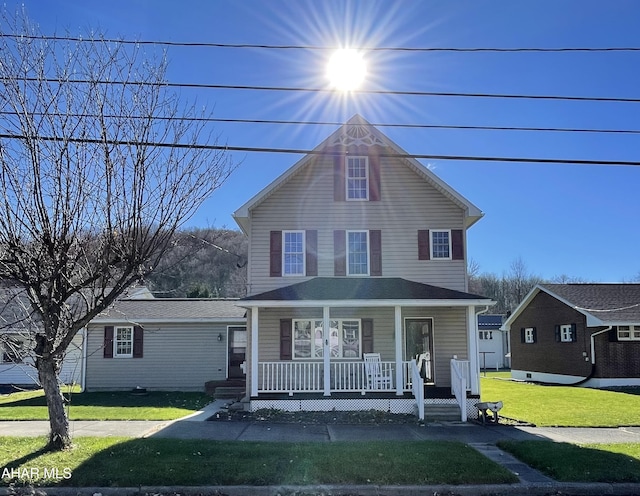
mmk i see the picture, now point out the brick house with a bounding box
[502,283,640,387]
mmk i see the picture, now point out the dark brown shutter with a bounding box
[368,154,381,201]
[532,327,537,343]
[571,323,577,342]
[334,230,346,276]
[520,328,526,343]
[418,230,430,260]
[334,155,345,201]
[362,318,374,355]
[133,326,144,358]
[280,319,292,360]
[554,325,561,342]
[306,230,318,276]
[103,326,114,358]
[451,229,464,260]
[369,229,382,276]
[269,231,282,277]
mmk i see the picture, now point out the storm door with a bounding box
[404,318,434,382]
[228,326,247,379]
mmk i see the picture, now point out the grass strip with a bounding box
[0,437,518,486]
[0,390,211,421]
[498,440,640,482]
[481,375,640,426]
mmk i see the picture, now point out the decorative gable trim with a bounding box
[327,123,388,148]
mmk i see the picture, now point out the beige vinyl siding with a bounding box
[248,155,467,294]
[85,323,231,391]
[254,306,468,388]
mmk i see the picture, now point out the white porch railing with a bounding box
[450,358,470,422]
[410,359,424,421]
[258,361,410,394]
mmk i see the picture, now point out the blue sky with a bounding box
[8,0,640,282]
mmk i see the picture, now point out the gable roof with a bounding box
[502,283,640,329]
[91,299,246,324]
[233,114,483,234]
[240,277,493,308]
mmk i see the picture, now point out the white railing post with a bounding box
[411,359,424,421]
[450,358,468,422]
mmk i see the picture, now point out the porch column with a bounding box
[250,307,259,397]
[467,305,480,395]
[394,305,403,396]
[323,306,331,396]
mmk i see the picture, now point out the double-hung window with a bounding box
[524,327,536,344]
[283,230,305,276]
[560,324,574,342]
[430,230,451,259]
[618,325,640,341]
[346,156,368,200]
[114,326,134,358]
[347,230,369,275]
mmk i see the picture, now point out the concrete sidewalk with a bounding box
[2,401,640,494]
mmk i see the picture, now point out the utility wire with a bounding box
[2,33,640,53]
[2,111,639,135]
[13,77,640,104]
[0,132,638,167]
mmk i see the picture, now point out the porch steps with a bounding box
[422,404,462,422]
[213,387,246,400]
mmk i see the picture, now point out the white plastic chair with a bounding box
[363,353,393,390]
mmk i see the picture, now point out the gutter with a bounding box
[590,326,613,366]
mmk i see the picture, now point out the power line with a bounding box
[3,111,639,135]
[2,33,640,53]
[1,132,638,167]
[13,77,640,104]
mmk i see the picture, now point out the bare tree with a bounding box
[0,10,234,450]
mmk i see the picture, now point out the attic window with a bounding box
[346,156,368,200]
[617,325,640,341]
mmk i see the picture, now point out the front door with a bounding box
[405,319,434,382]
[228,326,247,379]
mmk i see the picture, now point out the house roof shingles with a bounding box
[243,277,489,302]
[93,299,246,323]
[540,283,640,323]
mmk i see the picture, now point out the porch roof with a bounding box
[241,277,494,308]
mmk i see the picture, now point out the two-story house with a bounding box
[233,115,493,420]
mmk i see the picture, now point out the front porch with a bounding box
[241,277,493,421]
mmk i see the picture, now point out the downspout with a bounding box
[469,305,490,395]
[546,326,611,387]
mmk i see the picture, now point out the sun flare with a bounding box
[326,48,367,91]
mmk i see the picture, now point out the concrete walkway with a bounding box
[2,400,640,495]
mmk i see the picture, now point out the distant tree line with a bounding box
[145,228,248,298]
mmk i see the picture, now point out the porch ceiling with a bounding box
[240,277,494,308]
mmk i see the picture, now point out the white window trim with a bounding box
[345,156,369,201]
[617,325,640,341]
[282,230,305,277]
[524,327,535,344]
[292,319,362,360]
[346,230,370,276]
[430,229,452,260]
[114,326,134,358]
[560,324,573,342]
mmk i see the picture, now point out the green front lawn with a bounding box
[0,389,211,420]
[499,441,640,483]
[481,374,640,426]
[0,437,517,486]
